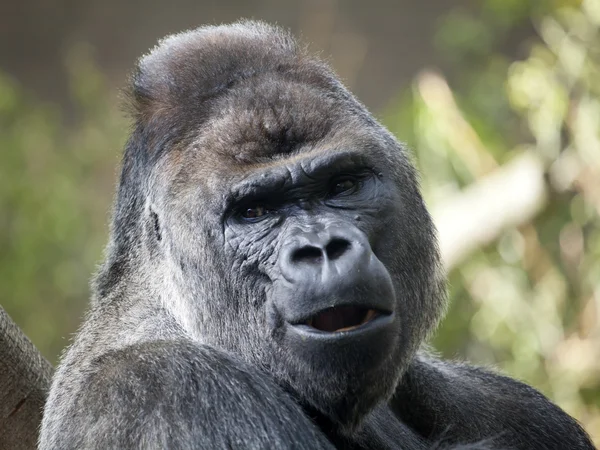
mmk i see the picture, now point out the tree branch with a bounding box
[0,306,53,450]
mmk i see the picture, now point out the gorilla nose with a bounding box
[280,227,372,283]
[290,238,352,266]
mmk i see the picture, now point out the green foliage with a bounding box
[0,47,127,362]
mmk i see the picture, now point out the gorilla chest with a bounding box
[327,408,427,450]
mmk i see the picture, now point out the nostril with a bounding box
[326,239,351,260]
[291,246,324,265]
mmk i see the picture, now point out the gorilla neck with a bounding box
[93,238,193,325]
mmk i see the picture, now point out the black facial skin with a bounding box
[39,21,595,450]
[225,153,401,423]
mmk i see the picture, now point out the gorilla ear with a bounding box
[125,20,300,124]
[143,204,162,246]
[150,208,162,242]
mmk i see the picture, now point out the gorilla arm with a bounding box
[390,354,595,449]
[40,339,335,450]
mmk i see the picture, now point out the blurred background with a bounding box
[1,0,599,443]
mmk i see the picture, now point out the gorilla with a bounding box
[40,21,594,449]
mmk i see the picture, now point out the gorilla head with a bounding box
[97,21,446,428]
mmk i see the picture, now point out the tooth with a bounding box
[361,309,376,324]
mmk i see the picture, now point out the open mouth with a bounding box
[304,306,382,333]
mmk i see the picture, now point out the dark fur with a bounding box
[40,21,594,449]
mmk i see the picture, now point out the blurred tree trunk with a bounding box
[434,153,547,271]
[0,306,53,450]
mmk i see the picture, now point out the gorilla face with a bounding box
[150,77,445,427]
[124,22,446,428]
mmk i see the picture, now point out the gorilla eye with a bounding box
[330,177,358,196]
[240,205,270,221]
